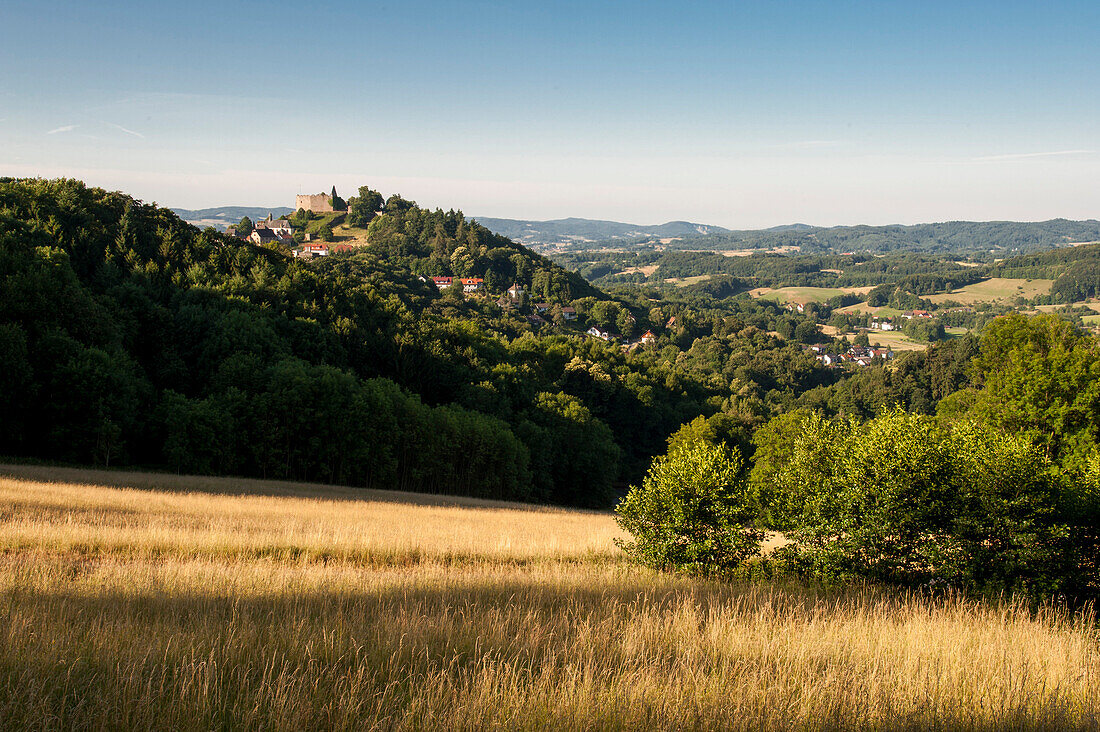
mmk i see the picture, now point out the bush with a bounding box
[615,440,763,576]
[774,409,1083,598]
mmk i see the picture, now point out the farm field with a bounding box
[1035,302,1100,314]
[925,278,1054,305]
[664,274,715,287]
[834,303,903,317]
[751,285,876,304]
[859,329,931,352]
[2,465,1099,729]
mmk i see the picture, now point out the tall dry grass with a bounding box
[1,465,1098,730]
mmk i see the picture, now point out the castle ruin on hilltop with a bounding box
[295,192,334,213]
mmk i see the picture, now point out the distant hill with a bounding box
[475,216,1100,259]
[684,219,1100,259]
[474,217,729,247]
[536,218,1100,259]
[172,206,295,231]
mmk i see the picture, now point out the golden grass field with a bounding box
[751,285,876,304]
[860,330,935,352]
[925,278,1054,305]
[2,464,1099,730]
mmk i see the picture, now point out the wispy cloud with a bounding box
[46,124,77,135]
[106,122,145,139]
[971,149,1095,162]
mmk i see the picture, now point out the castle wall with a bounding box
[295,193,334,213]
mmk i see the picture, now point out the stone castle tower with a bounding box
[295,192,334,213]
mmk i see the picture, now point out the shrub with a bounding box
[615,440,762,576]
[776,409,1082,598]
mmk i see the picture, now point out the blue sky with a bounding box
[2,0,1098,227]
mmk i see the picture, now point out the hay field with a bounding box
[752,286,875,304]
[926,278,1054,305]
[2,466,1099,730]
[861,330,934,352]
[663,274,715,287]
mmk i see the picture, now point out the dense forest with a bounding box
[559,249,990,292]
[0,178,857,506]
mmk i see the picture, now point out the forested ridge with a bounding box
[552,218,1100,259]
[563,249,990,293]
[0,178,861,506]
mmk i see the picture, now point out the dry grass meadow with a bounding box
[925,278,1054,305]
[2,464,1099,730]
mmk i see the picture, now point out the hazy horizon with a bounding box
[171,202,1100,231]
[3,0,1098,228]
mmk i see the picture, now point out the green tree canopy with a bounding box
[616,439,763,576]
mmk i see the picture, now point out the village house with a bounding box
[533,303,551,314]
[641,330,656,345]
[507,283,525,298]
[527,314,548,327]
[254,216,293,238]
[560,306,577,320]
[294,243,329,258]
[870,318,896,331]
[902,310,933,319]
[586,326,615,342]
[460,278,484,292]
[431,276,454,290]
[249,228,292,246]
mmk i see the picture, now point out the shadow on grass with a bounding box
[0,462,605,514]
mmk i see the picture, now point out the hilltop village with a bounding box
[213,187,934,361]
[215,186,676,349]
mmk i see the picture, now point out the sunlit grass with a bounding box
[1,465,1098,730]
